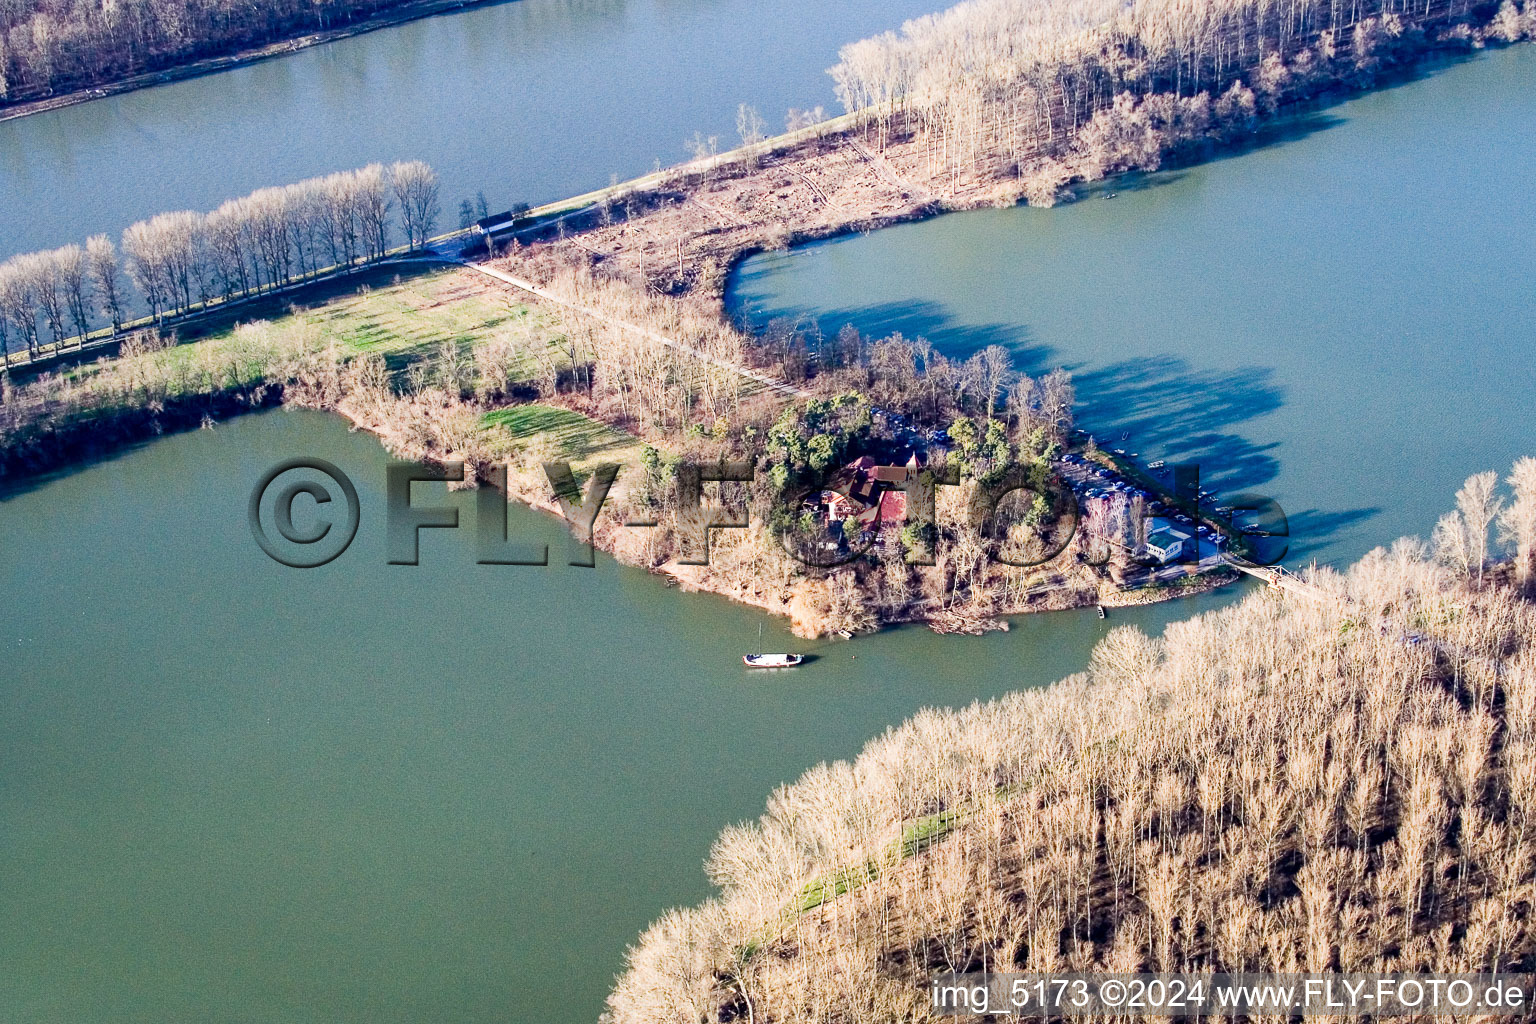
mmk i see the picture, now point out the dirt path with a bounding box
[421,256,811,400]
[845,137,933,203]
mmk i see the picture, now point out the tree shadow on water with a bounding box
[738,304,1284,501]
[1283,506,1383,563]
[734,297,1053,369]
[1074,355,1286,493]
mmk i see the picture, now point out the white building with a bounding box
[1144,524,1192,564]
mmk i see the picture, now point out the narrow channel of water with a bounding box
[0,409,1240,1023]
[0,0,942,262]
[729,45,1536,570]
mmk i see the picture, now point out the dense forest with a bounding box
[604,464,1536,1023]
[0,161,438,362]
[829,0,1536,199]
[0,0,435,107]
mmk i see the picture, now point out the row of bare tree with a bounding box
[0,161,438,362]
[605,472,1536,1020]
[0,236,124,364]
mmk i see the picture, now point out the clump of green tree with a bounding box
[762,391,872,493]
[0,161,438,363]
[604,466,1536,1022]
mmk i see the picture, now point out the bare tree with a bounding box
[318,170,360,267]
[1433,511,1473,579]
[55,243,92,346]
[1499,457,1536,586]
[25,250,68,350]
[150,210,206,313]
[786,106,828,132]
[206,199,255,298]
[977,344,1013,422]
[0,259,38,361]
[1457,471,1503,586]
[1039,367,1076,437]
[248,186,294,289]
[0,257,42,357]
[122,218,170,322]
[736,103,766,147]
[390,160,441,250]
[354,163,393,260]
[286,179,325,278]
[86,234,123,336]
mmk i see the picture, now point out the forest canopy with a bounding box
[0,0,427,106]
[605,466,1536,1023]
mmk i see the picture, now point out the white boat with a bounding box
[743,653,804,668]
[743,625,803,667]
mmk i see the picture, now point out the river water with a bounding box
[0,410,1236,1023]
[731,45,1536,569]
[0,0,942,263]
[5,14,1534,1024]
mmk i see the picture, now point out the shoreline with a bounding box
[327,399,1241,635]
[0,0,505,124]
[0,376,1237,636]
[8,33,1528,633]
[488,31,1530,324]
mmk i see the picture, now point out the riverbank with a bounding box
[607,538,1536,1023]
[8,25,1531,635]
[0,0,505,124]
[0,262,1237,636]
[491,11,1535,321]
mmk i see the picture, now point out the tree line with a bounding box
[0,0,428,107]
[1434,460,1536,587]
[829,0,1536,196]
[605,465,1536,1021]
[0,160,439,364]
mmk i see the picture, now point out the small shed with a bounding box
[474,206,531,240]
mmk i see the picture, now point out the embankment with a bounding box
[495,2,1535,315]
[0,386,281,480]
[0,0,501,124]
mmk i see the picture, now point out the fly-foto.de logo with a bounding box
[247,457,1290,570]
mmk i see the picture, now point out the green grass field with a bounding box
[9,266,657,484]
[297,268,542,364]
[481,404,646,469]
